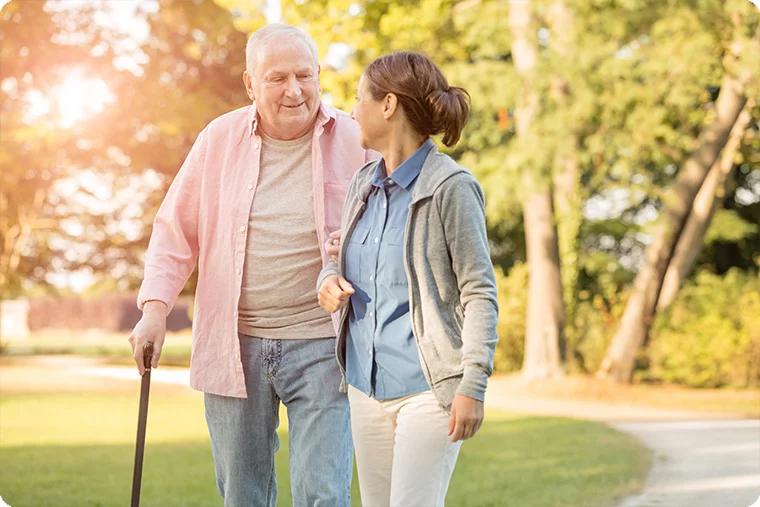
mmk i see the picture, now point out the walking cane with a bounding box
[131,342,154,507]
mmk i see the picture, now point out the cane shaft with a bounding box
[131,343,153,507]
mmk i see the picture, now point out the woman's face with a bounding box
[351,74,387,151]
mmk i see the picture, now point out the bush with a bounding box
[493,263,527,372]
[491,261,759,389]
[645,269,760,388]
[571,292,626,374]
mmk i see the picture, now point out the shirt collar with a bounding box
[372,139,434,190]
[248,101,336,137]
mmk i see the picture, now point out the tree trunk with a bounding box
[656,102,753,311]
[522,188,566,379]
[510,0,566,380]
[597,72,748,382]
[548,0,581,365]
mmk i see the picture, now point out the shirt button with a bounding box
[253,142,259,149]
[373,237,379,244]
[235,353,240,360]
[367,348,372,355]
[247,184,253,190]
[369,311,374,317]
[236,269,241,275]
[383,203,387,209]
[369,275,374,281]
[239,226,246,232]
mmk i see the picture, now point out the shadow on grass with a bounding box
[0,415,648,507]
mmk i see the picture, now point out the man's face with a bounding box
[243,38,320,140]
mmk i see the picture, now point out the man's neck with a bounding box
[257,114,319,141]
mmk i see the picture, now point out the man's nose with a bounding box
[285,76,302,98]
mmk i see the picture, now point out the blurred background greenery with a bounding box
[1,0,759,390]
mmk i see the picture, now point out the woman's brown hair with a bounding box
[364,51,470,147]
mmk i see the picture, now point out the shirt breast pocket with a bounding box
[345,225,370,285]
[381,226,408,285]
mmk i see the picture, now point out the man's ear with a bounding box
[243,71,255,101]
[383,93,399,120]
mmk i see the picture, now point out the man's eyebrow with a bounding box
[264,68,314,78]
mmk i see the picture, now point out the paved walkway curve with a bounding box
[612,420,760,507]
[484,377,760,507]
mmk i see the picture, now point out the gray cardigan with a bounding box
[317,146,499,411]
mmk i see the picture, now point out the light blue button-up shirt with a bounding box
[344,139,434,400]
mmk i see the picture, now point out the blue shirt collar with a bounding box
[372,139,434,190]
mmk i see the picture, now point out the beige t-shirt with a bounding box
[237,130,334,339]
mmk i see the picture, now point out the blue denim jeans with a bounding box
[204,335,352,507]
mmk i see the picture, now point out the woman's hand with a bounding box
[318,274,354,313]
[447,394,484,442]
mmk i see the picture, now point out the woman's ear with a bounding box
[383,93,398,120]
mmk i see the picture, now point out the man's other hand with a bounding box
[325,229,342,262]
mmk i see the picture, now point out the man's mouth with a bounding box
[282,102,304,109]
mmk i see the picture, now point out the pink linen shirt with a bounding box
[137,102,374,398]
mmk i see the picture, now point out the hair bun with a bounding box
[365,52,470,147]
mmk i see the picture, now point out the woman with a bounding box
[317,51,499,507]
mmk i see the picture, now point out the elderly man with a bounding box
[128,24,371,507]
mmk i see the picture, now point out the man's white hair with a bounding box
[246,24,319,76]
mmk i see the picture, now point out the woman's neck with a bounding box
[380,130,426,175]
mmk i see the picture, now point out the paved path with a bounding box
[484,376,760,507]
[613,420,760,507]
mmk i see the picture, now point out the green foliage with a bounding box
[1,0,251,296]
[493,264,528,372]
[645,269,760,388]
[493,260,760,388]
[705,208,759,244]
[0,1,113,297]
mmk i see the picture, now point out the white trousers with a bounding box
[348,386,462,507]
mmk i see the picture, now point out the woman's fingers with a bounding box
[318,275,354,313]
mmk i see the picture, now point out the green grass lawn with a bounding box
[0,387,649,507]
